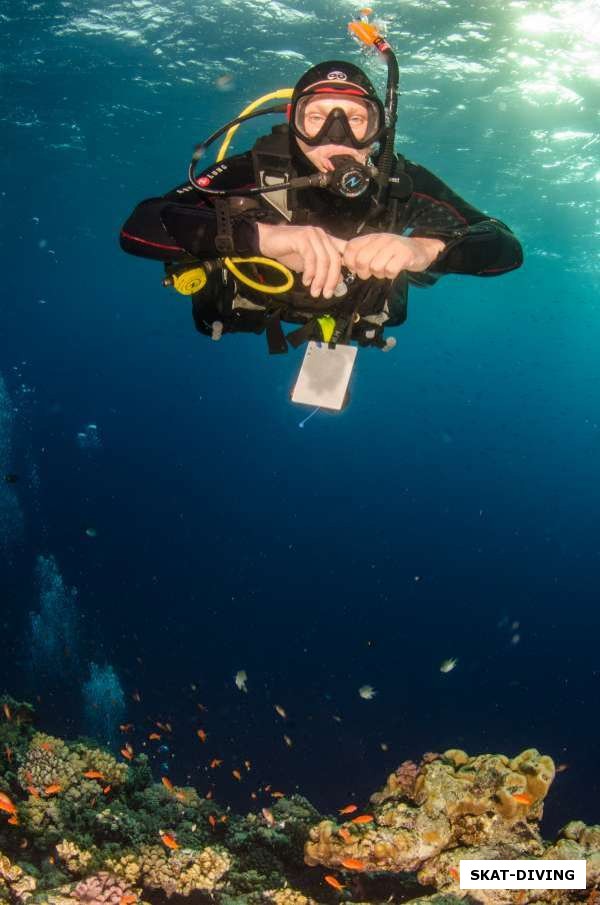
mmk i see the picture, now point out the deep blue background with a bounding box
[1,0,599,839]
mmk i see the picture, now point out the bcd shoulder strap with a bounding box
[251,124,297,222]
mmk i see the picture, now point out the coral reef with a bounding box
[43,871,137,904]
[136,844,230,897]
[305,749,554,874]
[0,701,598,905]
[0,853,37,902]
[55,841,94,877]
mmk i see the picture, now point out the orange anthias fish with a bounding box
[26,785,40,798]
[449,867,459,881]
[208,814,217,828]
[210,759,223,769]
[44,784,62,796]
[39,741,54,752]
[7,814,19,825]
[351,814,374,824]
[148,733,161,741]
[271,791,284,799]
[232,769,242,781]
[196,729,207,743]
[0,792,17,814]
[160,832,179,850]
[338,827,354,844]
[324,875,345,891]
[120,895,138,905]
[161,777,174,792]
[121,748,133,761]
[83,771,105,780]
[2,703,12,721]
[262,807,275,827]
[338,804,358,815]
[512,792,534,805]
[340,857,366,871]
[120,723,134,732]
[4,745,13,763]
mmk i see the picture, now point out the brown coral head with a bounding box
[394,760,419,798]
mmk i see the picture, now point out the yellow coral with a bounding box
[78,745,128,787]
[0,854,37,902]
[56,840,94,876]
[18,733,81,795]
[264,888,319,905]
[305,749,551,875]
[104,852,142,886]
[139,844,231,897]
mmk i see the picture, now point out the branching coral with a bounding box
[44,871,137,904]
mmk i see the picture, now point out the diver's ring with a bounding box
[223,256,294,294]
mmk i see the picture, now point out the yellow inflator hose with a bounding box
[217,90,296,295]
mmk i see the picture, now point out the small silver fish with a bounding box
[439,657,458,673]
[234,670,248,692]
[214,73,234,91]
[358,684,376,700]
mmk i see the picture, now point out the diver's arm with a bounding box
[119,154,261,262]
[403,163,524,277]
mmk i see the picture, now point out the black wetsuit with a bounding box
[120,143,523,348]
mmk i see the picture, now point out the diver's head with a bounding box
[289,60,386,175]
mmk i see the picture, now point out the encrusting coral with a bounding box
[305,748,554,875]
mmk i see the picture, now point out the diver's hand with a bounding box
[342,233,445,280]
[257,223,347,300]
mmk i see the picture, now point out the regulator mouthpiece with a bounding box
[327,155,376,198]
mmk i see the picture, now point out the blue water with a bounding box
[2,0,599,838]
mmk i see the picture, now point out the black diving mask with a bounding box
[290,92,385,150]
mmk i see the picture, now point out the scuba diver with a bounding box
[120,21,523,355]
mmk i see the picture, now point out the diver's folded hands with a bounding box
[342,233,445,280]
[257,222,347,300]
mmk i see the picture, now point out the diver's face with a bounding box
[295,97,373,173]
